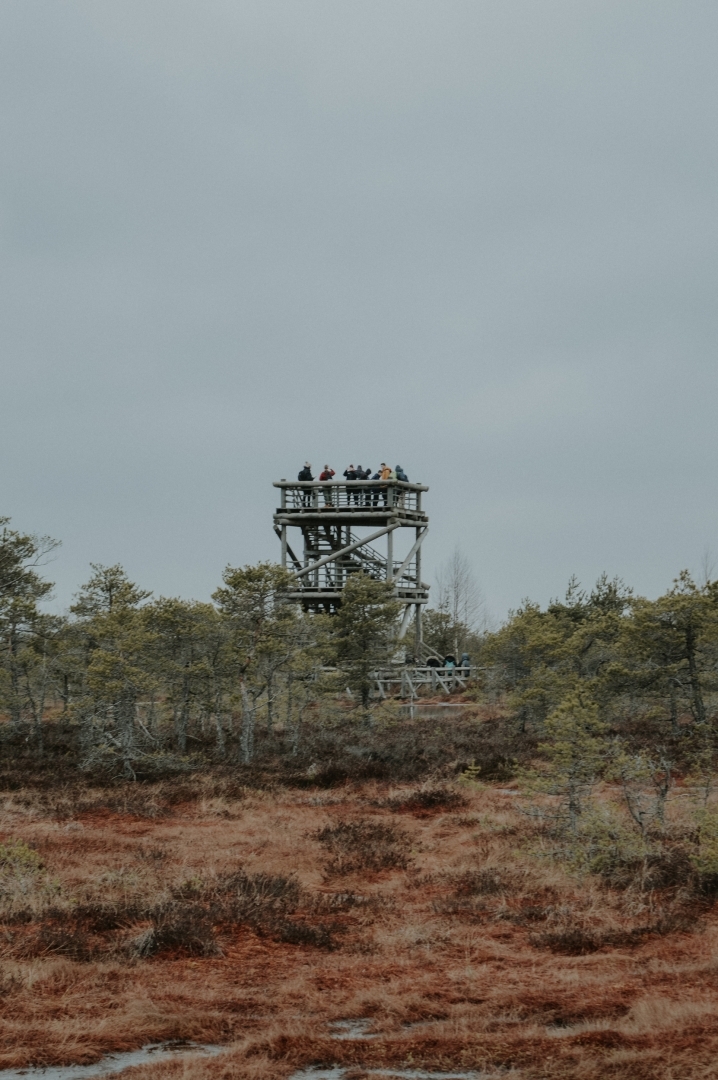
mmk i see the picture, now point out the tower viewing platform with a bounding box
[273,477,430,650]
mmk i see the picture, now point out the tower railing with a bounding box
[275,480,427,516]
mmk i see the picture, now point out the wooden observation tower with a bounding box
[273,476,430,654]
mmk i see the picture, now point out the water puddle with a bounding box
[0,1042,224,1080]
[0,1033,497,1080]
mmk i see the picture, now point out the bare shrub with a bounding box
[530,911,697,955]
[315,819,411,875]
[207,870,301,925]
[385,787,468,816]
[31,923,92,960]
[452,869,506,895]
[142,901,219,957]
[433,868,509,919]
[202,870,334,949]
[276,921,334,948]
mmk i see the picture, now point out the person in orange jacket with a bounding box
[379,463,392,505]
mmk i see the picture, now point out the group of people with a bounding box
[297,462,409,506]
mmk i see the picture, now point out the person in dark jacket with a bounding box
[394,465,408,507]
[343,464,358,505]
[354,465,368,504]
[359,466,372,505]
[370,468,382,506]
[298,462,313,505]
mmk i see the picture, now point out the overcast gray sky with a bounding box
[2,0,717,620]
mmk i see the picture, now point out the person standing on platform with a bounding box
[319,464,335,505]
[343,464,358,506]
[298,462,313,505]
[359,466,372,505]
[354,465,368,504]
[395,465,408,507]
[380,464,393,505]
[370,468,382,506]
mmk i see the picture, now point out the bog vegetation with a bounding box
[2,516,718,893]
[4,517,718,1077]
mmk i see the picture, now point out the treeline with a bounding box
[0,518,408,778]
[3,515,718,797]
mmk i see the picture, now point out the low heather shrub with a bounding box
[315,819,411,875]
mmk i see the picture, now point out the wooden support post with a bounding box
[387,528,394,582]
[397,603,414,640]
[415,524,423,653]
[281,525,287,569]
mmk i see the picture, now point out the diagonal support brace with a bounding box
[393,527,429,584]
[397,603,415,640]
[294,522,400,579]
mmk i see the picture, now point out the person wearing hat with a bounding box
[298,462,313,505]
[395,465,408,508]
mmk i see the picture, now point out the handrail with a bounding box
[274,479,428,492]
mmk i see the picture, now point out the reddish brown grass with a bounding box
[1,780,718,1079]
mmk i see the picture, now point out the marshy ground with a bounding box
[2,774,718,1080]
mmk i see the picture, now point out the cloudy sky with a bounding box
[2,1,717,621]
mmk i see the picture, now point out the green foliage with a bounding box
[608,747,674,832]
[458,759,484,786]
[68,564,158,778]
[0,839,60,921]
[0,839,42,873]
[214,562,317,762]
[144,598,224,753]
[568,802,649,879]
[0,518,59,733]
[71,563,152,617]
[4,501,718,817]
[536,690,608,829]
[619,572,718,729]
[482,574,632,731]
[332,572,401,715]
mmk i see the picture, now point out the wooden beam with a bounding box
[396,603,414,640]
[273,526,302,571]
[393,527,429,584]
